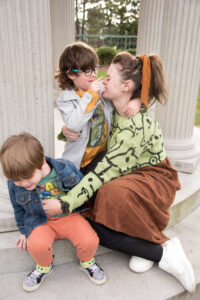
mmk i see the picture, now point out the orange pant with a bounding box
[27,213,99,266]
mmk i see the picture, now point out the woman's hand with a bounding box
[123,98,142,117]
[42,198,62,216]
[16,234,27,251]
[62,126,81,141]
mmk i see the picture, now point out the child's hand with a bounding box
[62,126,80,141]
[123,98,142,117]
[42,199,62,216]
[16,234,27,251]
[89,77,103,94]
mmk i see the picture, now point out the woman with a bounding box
[42,52,195,293]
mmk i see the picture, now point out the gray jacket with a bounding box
[56,88,114,169]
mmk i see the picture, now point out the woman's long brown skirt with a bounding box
[83,157,181,245]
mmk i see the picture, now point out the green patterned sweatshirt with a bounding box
[61,109,166,213]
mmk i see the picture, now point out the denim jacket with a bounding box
[8,156,84,238]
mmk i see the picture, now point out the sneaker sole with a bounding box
[79,266,106,285]
[171,237,196,293]
[23,268,53,292]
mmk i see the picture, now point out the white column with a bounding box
[50,0,75,98]
[137,0,200,173]
[0,0,54,231]
[50,0,75,72]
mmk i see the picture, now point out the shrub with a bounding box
[126,48,136,56]
[96,47,117,65]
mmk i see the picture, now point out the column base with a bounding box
[166,128,200,174]
[169,154,200,174]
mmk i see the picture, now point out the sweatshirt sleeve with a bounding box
[56,90,100,132]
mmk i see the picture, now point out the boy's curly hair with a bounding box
[55,41,99,90]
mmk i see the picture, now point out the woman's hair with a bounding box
[0,132,44,181]
[55,41,99,90]
[112,52,167,105]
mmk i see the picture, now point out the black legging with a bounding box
[87,219,163,262]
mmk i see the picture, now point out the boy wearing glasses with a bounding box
[55,42,140,171]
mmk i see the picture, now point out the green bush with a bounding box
[96,47,117,65]
[195,87,200,126]
[126,48,136,56]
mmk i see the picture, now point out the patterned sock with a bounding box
[80,257,95,269]
[36,263,52,274]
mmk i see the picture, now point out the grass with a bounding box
[98,69,200,126]
[98,70,107,79]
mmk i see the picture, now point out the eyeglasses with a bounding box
[72,65,101,77]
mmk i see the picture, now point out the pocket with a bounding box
[62,172,81,189]
[16,192,32,205]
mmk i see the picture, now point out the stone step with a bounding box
[1,206,200,300]
[0,230,112,274]
[0,154,200,276]
[0,211,16,232]
[168,156,200,228]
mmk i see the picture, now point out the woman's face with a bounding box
[103,64,124,101]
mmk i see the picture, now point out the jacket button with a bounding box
[35,199,39,203]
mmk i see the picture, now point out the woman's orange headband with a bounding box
[139,55,151,108]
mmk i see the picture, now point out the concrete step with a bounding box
[0,153,200,275]
[0,231,112,274]
[1,206,200,300]
[0,211,16,232]
[168,156,200,228]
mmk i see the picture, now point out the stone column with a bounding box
[0,0,54,231]
[50,0,75,99]
[137,0,200,173]
[50,0,75,73]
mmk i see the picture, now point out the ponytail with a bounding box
[148,54,167,105]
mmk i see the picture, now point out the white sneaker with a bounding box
[129,256,154,273]
[159,237,196,293]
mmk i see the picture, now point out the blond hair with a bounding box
[0,132,44,181]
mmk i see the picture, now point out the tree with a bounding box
[75,0,91,35]
[87,6,105,34]
[114,0,140,35]
[75,0,140,35]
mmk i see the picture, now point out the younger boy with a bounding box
[0,132,106,292]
